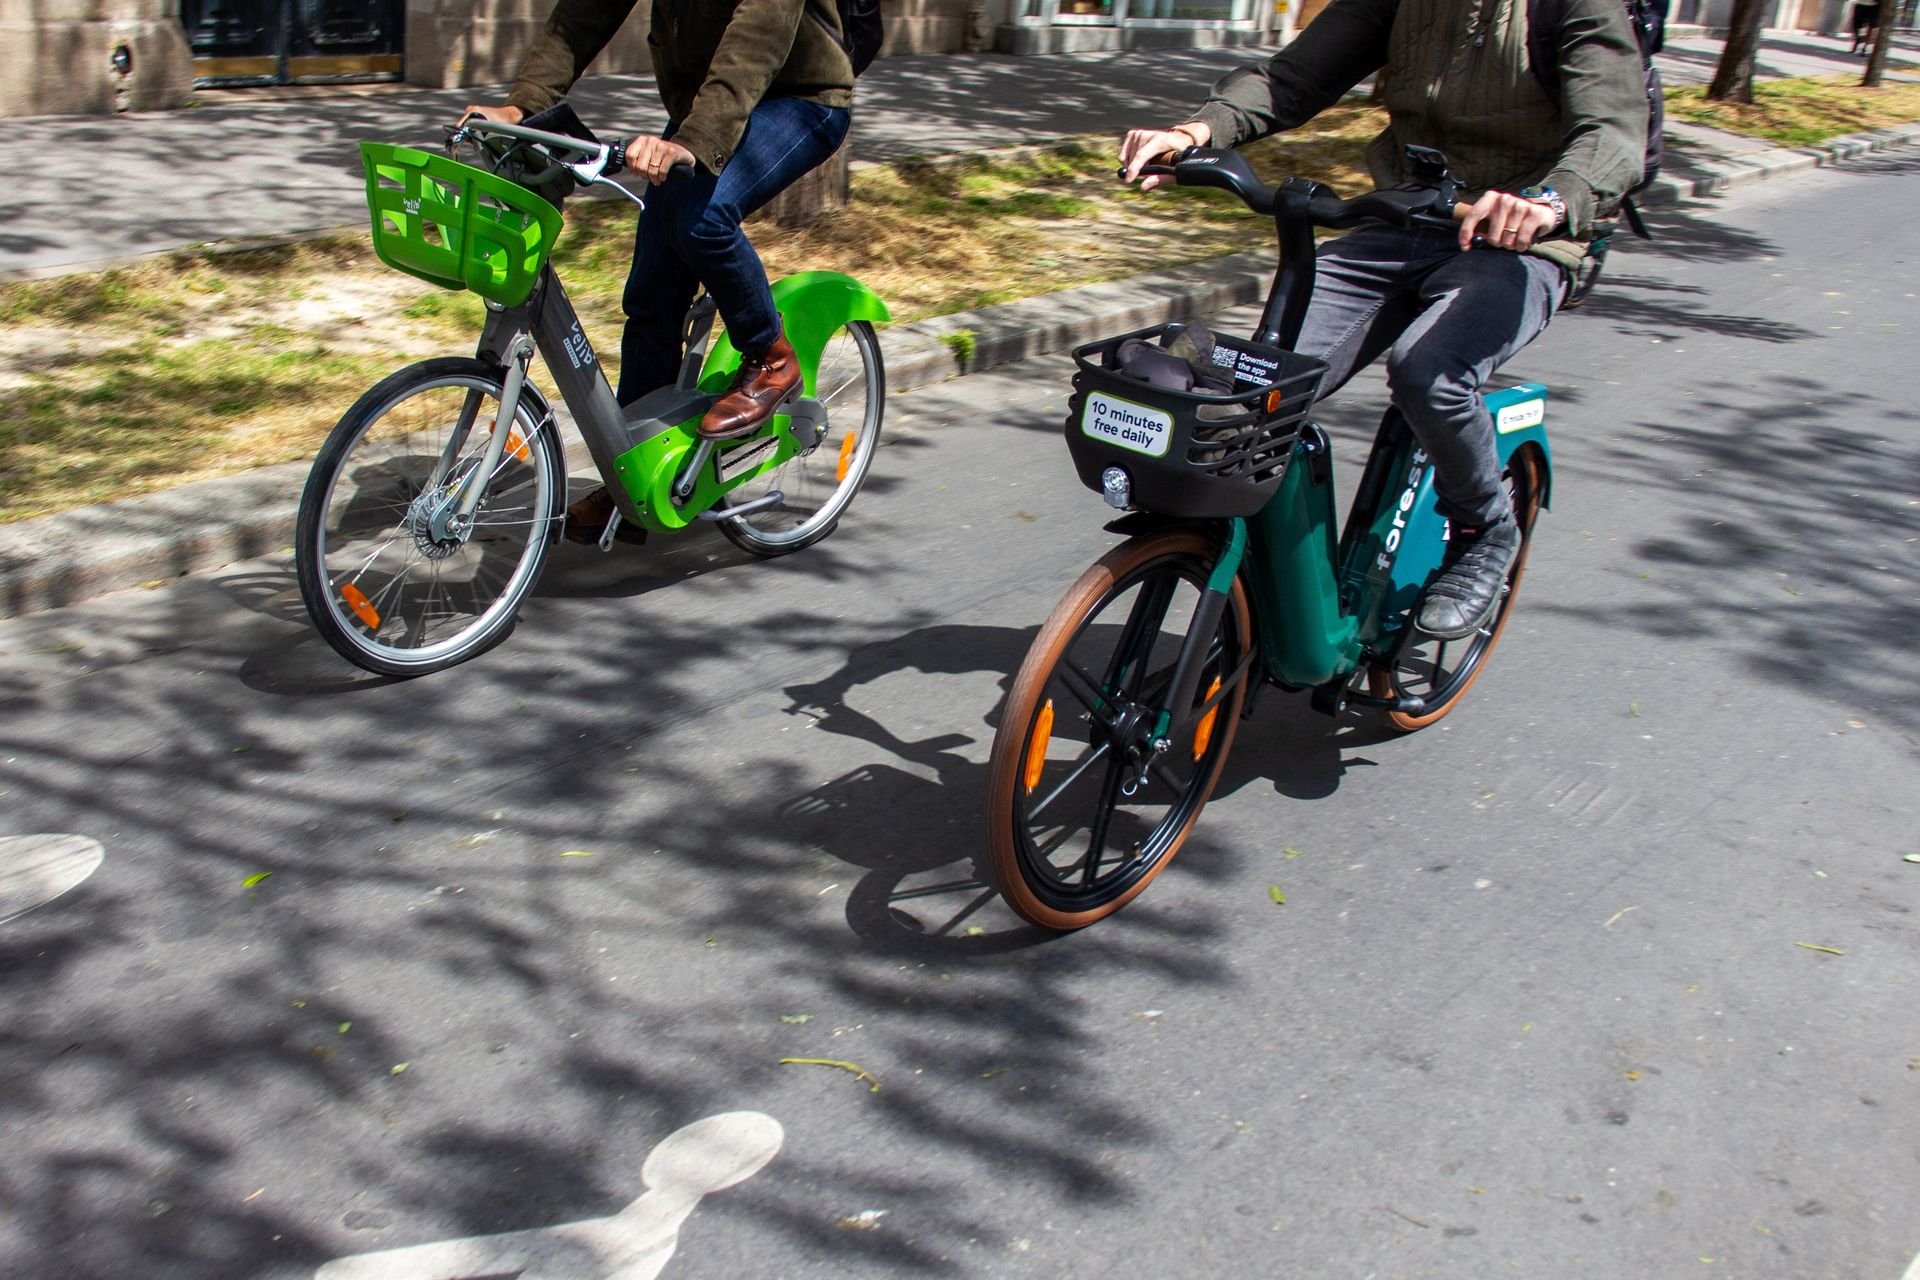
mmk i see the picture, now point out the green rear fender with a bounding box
[624,272,888,533]
[699,271,892,392]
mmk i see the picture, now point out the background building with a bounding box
[2,0,1905,119]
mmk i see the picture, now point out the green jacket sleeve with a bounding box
[1542,0,1651,234]
[1188,0,1397,149]
[673,0,810,173]
[506,0,641,116]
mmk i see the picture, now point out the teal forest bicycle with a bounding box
[295,111,887,676]
[981,147,1553,930]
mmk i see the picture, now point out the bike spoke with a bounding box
[1027,738,1112,822]
[1076,758,1132,886]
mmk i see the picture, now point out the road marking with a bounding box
[0,834,104,926]
[1903,1248,1920,1280]
[315,1111,784,1279]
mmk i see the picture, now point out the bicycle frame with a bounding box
[1241,384,1553,691]
[470,252,889,537]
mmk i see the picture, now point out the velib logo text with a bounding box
[564,320,596,371]
[1083,392,1172,458]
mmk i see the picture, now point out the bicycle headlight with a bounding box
[1101,466,1132,510]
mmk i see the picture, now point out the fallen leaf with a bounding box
[1794,942,1844,956]
[390,1062,410,1075]
[30,641,82,655]
[1268,885,1287,904]
[1624,1070,1642,1081]
[1903,853,1920,865]
[338,1022,352,1034]
[560,850,595,858]
[779,1014,812,1025]
[1283,847,1305,858]
[141,579,169,591]
[232,746,251,754]
[704,938,718,948]
[1628,702,1641,717]
[965,925,986,936]
[241,872,272,888]
[834,1209,888,1230]
[779,1057,881,1092]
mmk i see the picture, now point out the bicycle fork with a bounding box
[1112,519,1252,795]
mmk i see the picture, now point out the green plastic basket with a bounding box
[361,142,564,308]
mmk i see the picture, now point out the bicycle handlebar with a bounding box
[450,112,694,210]
[1135,146,1463,233]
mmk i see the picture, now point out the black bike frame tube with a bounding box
[1153,519,1245,743]
[1254,178,1328,351]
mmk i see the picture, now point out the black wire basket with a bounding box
[1064,324,1326,519]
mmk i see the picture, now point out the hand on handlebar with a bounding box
[626,136,698,184]
[1119,121,1212,190]
[459,103,524,127]
[1457,189,1556,253]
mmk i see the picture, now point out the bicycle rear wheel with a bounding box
[982,528,1253,930]
[295,358,563,677]
[1368,447,1543,730]
[716,320,884,557]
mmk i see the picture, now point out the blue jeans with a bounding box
[1295,223,1566,527]
[617,96,852,405]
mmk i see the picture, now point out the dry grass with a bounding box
[1664,74,1920,147]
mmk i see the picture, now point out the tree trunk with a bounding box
[1862,10,1893,87]
[1705,0,1767,103]
[763,126,852,229]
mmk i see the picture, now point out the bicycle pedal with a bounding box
[594,510,648,551]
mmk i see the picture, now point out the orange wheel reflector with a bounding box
[1022,698,1055,795]
[1192,676,1223,760]
[504,429,531,462]
[340,583,381,629]
[836,432,858,483]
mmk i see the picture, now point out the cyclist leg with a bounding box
[623,97,851,439]
[1380,247,1565,636]
[1289,222,1442,395]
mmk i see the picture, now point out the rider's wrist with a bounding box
[1169,122,1208,148]
[1519,185,1566,233]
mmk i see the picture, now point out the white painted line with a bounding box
[315,1111,784,1280]
[1902,1247,1920,1280]
[0,834,104,925]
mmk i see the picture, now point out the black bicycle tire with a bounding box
[295,357,564,677]
[981,528,1252,930]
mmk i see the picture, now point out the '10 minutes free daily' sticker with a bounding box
[1082,392,1174,457]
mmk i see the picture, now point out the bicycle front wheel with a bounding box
[982,529,1253,930]
[295,358,564,677]
[717,320,884,557]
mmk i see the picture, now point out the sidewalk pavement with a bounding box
[1,31,1917,618]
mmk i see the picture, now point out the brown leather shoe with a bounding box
[699,332,801,440]
[562,486,646,546]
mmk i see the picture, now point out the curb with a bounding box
[4,123,1917,620]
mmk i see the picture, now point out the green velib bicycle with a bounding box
[980,146,1554,930]
[295,111,888,677]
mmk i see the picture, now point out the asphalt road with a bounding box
[1,151,1916,1279]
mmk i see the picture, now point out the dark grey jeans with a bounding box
[1295,222,1566,527]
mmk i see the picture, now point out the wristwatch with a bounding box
[1519,185,1567,233]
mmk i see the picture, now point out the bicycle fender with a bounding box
[698,271,891,393]
[1486,383,1554,510]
